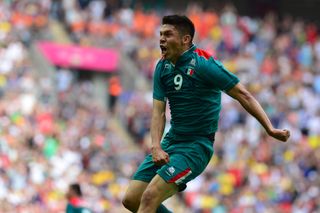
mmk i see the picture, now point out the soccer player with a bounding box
[66,183,91,213]
[122,15,290,213]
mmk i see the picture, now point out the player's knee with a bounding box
[140,188,156,207]
[122,193,139,212]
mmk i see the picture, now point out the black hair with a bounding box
[162,15,195,42]
[70,183,82,197]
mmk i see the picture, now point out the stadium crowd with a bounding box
[0,1,139,212]
[0,0,319,212]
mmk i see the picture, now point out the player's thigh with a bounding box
[158,140,213,191]
[142,174,179,204]
[123,180,149,203]
[124,154,160,204]
[133,154,161,182]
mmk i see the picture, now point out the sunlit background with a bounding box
[0,0,319,212]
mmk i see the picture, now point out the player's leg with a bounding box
[138,135,214,213]
[123,153,161,212]
[122,179,174,213]
[137,174,178,213]
[137,151,193,213]
[122,180,148,212]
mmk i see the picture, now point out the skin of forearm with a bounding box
[151,112,166,148]
[237,92,274,134]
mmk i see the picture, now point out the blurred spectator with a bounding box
[66,183,91,213]
[108,75,122,113]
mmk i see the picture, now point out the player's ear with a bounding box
[182,35,192,45]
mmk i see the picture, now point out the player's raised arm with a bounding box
[226,82,290,142]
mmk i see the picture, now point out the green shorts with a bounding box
[133,131,215,191]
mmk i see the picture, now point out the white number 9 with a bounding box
[174,74,183,90]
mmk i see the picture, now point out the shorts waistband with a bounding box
[170,130,216,143]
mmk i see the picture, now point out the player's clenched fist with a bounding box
[268,128,290,142]
[151,147,170,166]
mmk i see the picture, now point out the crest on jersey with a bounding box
[187,68,194,76]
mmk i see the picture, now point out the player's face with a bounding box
[159,24,184,62]
[66,187,75,200]
[66,187,72,199]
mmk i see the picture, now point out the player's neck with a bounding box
[170,55,180,65]
[170,45,192,65]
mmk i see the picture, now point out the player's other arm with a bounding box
[226,83,290,142]
[151,99,169,165]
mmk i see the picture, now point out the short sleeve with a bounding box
[153,60,166,101]
[198,58,240,91]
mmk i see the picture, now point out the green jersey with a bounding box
[66,198,91,213]
[153,45,239,135]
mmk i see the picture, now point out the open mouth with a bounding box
[160,45,167,55]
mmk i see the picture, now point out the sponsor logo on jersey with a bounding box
[190,58,196,66]
[168,166,175,174]
[165,166,176,176]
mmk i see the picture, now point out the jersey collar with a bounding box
[176,44,196,65]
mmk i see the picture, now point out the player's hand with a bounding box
[268,128,290,142]
[151,146,169,166]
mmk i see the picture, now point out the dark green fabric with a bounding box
[133,131,214,191]
[157,204,173,213]
[153,44,239,135]
[66,203,91,213]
